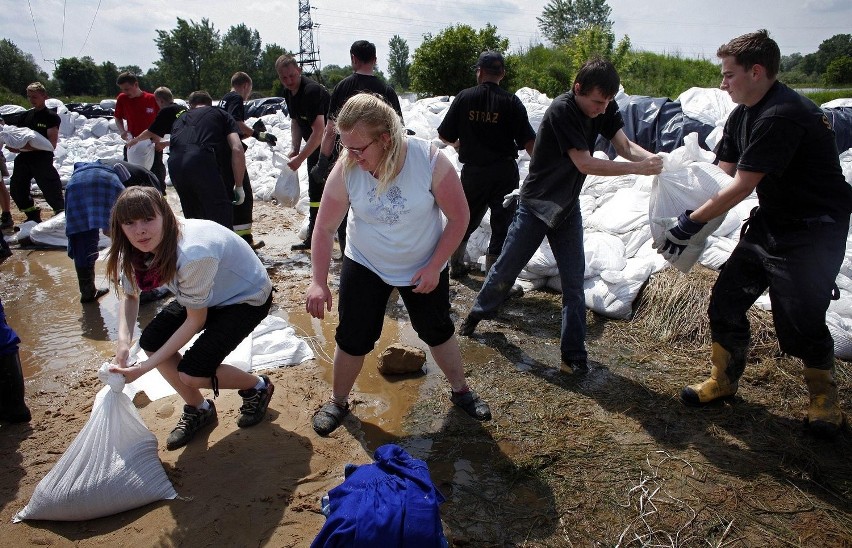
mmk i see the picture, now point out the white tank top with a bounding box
[344,137,443,286]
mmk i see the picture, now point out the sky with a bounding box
[4,0,851,80]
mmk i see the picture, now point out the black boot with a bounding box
[76,266,109,303]
[23,207,42,224]
[0,211,13,230]
[291,206,318,251]
[0,351,31,423]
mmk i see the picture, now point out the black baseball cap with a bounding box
[474,51,505,73]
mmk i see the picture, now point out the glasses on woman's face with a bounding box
[340,138,377,157]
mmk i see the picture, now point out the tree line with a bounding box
[1,0,850,106]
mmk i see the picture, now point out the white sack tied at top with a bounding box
[126,138,155,170]
[648,133,734,273]
[14,364,177,522]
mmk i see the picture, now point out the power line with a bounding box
[26,0,47,63]
[60,0,67,58]
[78,0,104,57]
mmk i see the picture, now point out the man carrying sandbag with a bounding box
[655,30,852,437]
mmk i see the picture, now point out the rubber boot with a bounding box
[76,266,109,303]
[681,342,745,405]
[292,206,318,251]
[449,242,470,279]
[0,211,13,230]
[0,351,32,423]
[23,207,42,224]
[803,364,846,437]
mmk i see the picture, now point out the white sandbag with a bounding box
[89,118,110,138]
[827,311,852,360]
[839,148,852,184]
[588,186,650,234]
[27,211,68,248]
[273,165,300,207]
[126,139,155,170]
[649,135,734,273]
[521,239,558,278]
[698,235,738,271]
[14,364,177,522]
[677,87,736,126]
[0,126,53,151]
[100,98,117,110]
[0,104,26,116]
[584,232,626,278]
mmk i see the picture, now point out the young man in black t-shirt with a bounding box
[659,30,852,436]
[2,82,65,223]
[276,55,330,251]
[459,58,662,375]
[219,72,276,250]
[438,51,536,278]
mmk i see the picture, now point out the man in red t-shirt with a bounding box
[114,72,165,185]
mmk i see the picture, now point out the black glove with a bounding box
[252,129,277,146]
[310,154,331,184]
[252,119,267,133]
[657,210,706,260]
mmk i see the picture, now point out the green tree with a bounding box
[257,43,289,93]
[801,34,852,77]
[410,23,508,97]
[537,0,612,47]
[154,18,221,96]
[0,39,48,96]
[220,23,262,78]
[54,56,101,96]
[321,64,352,89]
[98,61,119,97]
[567,26,630,72]
[388,35,411,91]
[504,43,576,97]
[824,56,852,85]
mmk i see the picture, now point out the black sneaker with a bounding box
[166,399,217,450]
[237,375,274,428]
[0,212,13,230]
[291,240,311,251]
[450,389,492,421]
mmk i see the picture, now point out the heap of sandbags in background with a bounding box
[2,88,851,357]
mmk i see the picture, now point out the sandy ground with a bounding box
[1,195,851,546]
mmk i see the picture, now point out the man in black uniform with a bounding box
[438,51,536,278]
[657,30,852,437]
[167,91,246,229]
[2,82,65,223]
[126,86,186,156]
[276,55,330,251]
[310,40,404,253]
[219,71,277,249]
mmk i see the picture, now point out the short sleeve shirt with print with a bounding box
[520,91,623,228]
[284,76,330,140]
[716,81,852,220]
[114,91,159,136]
[147,103,186,137]
[219,91,246,122]
[437,82,536,165]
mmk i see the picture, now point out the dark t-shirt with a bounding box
[98,159,164,193]
[170,106,240,175]
[437,82,535,165]
[328,73,402,119]
[716,81,852,220]
[520,91,623,228]
[147,103,186,137]
[283,76,330,140]
[219,91,246,122]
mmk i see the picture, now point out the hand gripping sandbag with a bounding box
[13,364,177,522]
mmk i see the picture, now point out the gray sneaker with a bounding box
[166,399,217,450]
[237,375,274,428]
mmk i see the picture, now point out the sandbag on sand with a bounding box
[14,364,177,522]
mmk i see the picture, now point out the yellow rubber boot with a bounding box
[803,367,846,437]
[681,342,742,405]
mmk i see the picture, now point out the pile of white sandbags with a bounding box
[3,89,851,357]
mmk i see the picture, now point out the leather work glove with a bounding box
[233,186,246,205]
[252,130,277,146]
[252,119,267,133]
[654,210,706,261]
[310,154,331,184]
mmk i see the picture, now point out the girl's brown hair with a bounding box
[105,186,180,292]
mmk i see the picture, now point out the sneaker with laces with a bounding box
[166,399,217,450]
[450,389,492,421]
[237,375,274,428]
